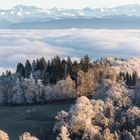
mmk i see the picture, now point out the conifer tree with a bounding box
[32,60,37,72]
[132,72,137,86]
[80,55,92,72]
[39,57,47,71]
[25,60,32,79]
[16,63,25,78]
[67,56,72,75]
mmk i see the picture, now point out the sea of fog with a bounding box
[0,29,140,73]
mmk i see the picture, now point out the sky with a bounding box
[0,0,140,9]
[1,29,140,73]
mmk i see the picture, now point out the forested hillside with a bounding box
[0,56,138,105]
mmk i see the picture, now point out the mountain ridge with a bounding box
[1,4,140,29]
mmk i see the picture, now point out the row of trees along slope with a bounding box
[0,55,138,105]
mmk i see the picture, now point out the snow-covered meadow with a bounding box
[1,29,140,73]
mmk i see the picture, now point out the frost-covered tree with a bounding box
[19,132,39,140]
[56,126,71,140]
[77,69,95,96]
[12,78,24,104]
[21,77,44,104]
[54,79,140,140]
[0,73,18,104]
[55,75,76,99]
[0,130,9,140]
[54,96,109,140]
[0,72,77,105]
[95,79,132,107]
[44,75,76,101]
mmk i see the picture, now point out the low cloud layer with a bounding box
[0,29,140,73]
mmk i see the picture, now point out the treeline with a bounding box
[3,55,138,88]
[15,55,93,85]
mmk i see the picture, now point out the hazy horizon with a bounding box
[1,0,140,9]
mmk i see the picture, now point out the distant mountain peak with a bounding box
[13,5,40,10]
[116,4,140,8]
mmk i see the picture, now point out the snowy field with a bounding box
[0,102,73,140]
[1,29,140,73]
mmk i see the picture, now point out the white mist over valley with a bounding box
[1,29,140,73]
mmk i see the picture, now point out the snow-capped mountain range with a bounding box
[1,4,140,29]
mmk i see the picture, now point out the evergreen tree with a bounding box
[39,57,47,71]
[71,60,79,87]
[42,72,50,85]
[46,60,51,73]
[25,60,32,79]
[5,70,11,76]
[16,63,25,78]
[53,55,62,83]
[120,72,126,81]
[126,72,130,86]
[42,60,51,85]
[61,58,67,78]
[67,56,72,75]
[36,59,41,70]
[32,60,37,72]
[80,55,92,72]
[132,72,137,86]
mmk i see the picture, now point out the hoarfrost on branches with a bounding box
[54,79,140,140]
[0,130,9,140]
[19,132,39,140]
